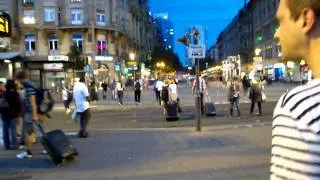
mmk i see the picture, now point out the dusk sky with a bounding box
[149,0,245,65]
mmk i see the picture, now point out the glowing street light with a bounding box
[129,52,135,60]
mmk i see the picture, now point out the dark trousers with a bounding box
[135,90,141,103]
[118,91,124,105]
[200,93,204,114]
[79,109,91,133]
[1,117,18,149]
[155,90,161,104]
[250,101,262,115]
[102,90,107,99]
[63,100,70,109]
[230,97,241,116]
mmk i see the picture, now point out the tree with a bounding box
[67,45,85,70]
[149,48,183,72]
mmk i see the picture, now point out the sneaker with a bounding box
[16,151,32,159]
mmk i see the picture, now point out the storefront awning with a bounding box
[0,52,21,61]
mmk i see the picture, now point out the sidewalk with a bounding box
[0,124,271,180]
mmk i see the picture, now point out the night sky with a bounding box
[149,0,245,66]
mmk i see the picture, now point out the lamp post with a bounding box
[130,52,136,80]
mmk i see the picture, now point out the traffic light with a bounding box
[177,34,190,47]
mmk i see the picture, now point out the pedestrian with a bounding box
[101,81,108,100]
[161,80,170,107]
[249,78,262,116]
[73,76,91,138]
[228,77,241,117]
[0,80,22,150]
[89,82,98,105]
[242,75,250,97]
[15,71,39,159]
[155,78,165,105]
[134,79,142,105]
[192,75,207,114]
[270,0,320,179]
[111,79,116,100]
[115,80,124,105]
[62,86,72,114]
[168,79,182,113]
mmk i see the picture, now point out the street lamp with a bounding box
[129,52,136,61]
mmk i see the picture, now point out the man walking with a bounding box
[271,0,320,179]
[73,76,91,138]
[155,78,164,105]
[228,77,241,117]
[192,75,207,114]
[15,71,38,159]
[134,79,142,105]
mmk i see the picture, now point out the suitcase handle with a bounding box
[205,95,211,103]
[33,120,46,137]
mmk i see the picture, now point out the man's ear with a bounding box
[301,7,316,34]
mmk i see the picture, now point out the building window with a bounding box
[96,40,107,55]
[25,34,36,52]
[72,33,83,52]
[96,12,105,26]
[49,34,58,50]
[23,10,35,24]
[44,8,55,22]
[70,0,82,2]
[71,9,83,25]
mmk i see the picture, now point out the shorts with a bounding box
[24,113,34,135]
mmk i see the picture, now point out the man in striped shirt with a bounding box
[271,0,320,179]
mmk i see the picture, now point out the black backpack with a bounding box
[35,89,54,117]
[135,82,141,91]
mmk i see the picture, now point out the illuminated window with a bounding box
[70,0,82,2]
[96,40,107,55]
[23,10,35,24]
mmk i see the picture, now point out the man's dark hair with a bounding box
[16,70,28,80]
[0,81,3,85]
[287,0,320,20]
[79,76,85,83]
[5,80,16,91]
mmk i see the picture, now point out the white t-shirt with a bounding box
[116,82,124,91]
[169,84,178,101]
[73,82,90,113]
[156,80,165,91]
[62,89,68,101]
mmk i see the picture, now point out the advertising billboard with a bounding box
[0,11,11,37]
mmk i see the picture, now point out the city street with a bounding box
[0,82,297,180]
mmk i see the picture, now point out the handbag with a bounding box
[262,92,267,102]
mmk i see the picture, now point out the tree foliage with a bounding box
[67,45,85,70]
[148,48,183,72]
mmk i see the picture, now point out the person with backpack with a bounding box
[249,78,263,116]
[0,80,22,150]
[134,79,142,105]
[15,71,40,159]
[228,77,241,117]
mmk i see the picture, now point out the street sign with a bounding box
[188,44,205,59]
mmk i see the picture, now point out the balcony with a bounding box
[23,0,34,6]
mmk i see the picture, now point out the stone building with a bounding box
[0,0,157,87]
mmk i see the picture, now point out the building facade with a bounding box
[153,13,174,50]
[213,0,308,81]
[0,0,157,88]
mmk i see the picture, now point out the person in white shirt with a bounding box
[155,79,165,105]
[62,86,72,114]
[115,80,124,105]
[271,1,320,179]
[169,79,182,113]
[192,75,207,114]
[73,76,91,138]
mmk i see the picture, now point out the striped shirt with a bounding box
[192,78,207,94]
[271,79,320,180]
[23,80,36,113]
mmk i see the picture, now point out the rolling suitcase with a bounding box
[35,122,78,165]
[164,102,179,121]
[205,96,216,116]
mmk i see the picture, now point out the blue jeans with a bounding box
[1,116,18,150]
[230,97,241,116]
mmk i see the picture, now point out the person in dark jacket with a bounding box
[1,80,22,150]
[242,75,250,97]
[228,77,241,117]
[249,79,263,116]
